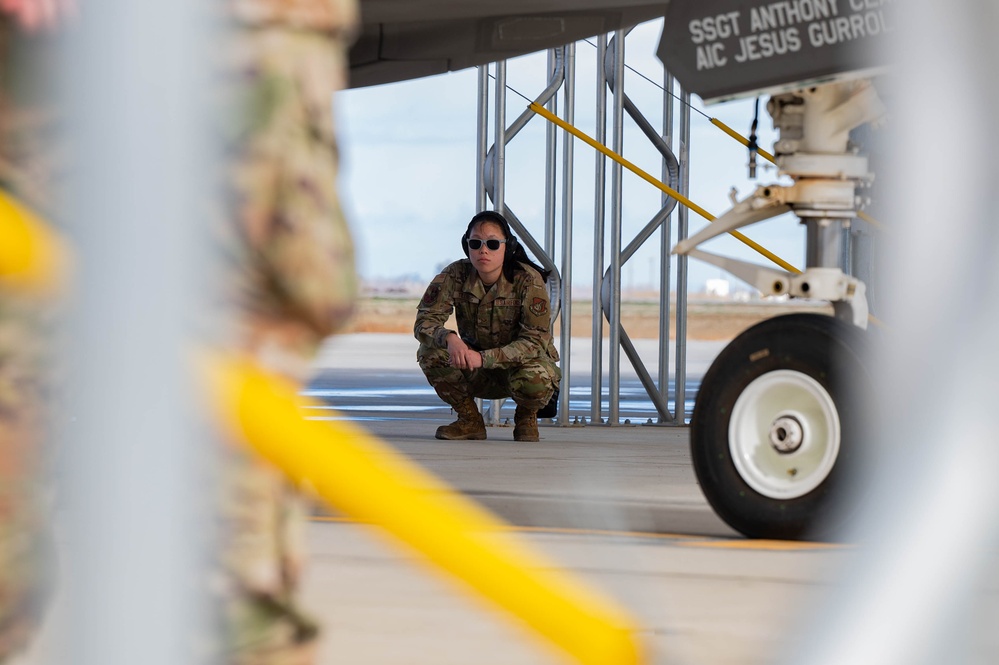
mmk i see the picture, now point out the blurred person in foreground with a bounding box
[0,0,360,662]
[0,0,73,660]
[213,0,359,662]
[415,211,560,442]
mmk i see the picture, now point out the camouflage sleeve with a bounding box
[219,27,358,364]
[414,263,459,349]
[251,33,357,342]
[481,271,553,370]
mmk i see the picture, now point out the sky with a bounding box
[335,18,803,295]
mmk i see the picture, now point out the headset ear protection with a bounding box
[507,234,520,255]
[461,212,519,257]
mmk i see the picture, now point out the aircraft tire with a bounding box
[690,313,869,540]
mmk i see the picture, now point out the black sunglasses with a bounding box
[467,238,507,251]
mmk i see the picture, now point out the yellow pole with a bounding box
[0,192,69,295]
[709,117,777,163]
[202,353,645,665]
[857,210,885,231]
[528,102,801,275]
[709,118,886,231]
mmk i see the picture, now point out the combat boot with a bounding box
[513,405,539,442]
[435,399,487,440]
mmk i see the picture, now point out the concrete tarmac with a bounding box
[299,333,999,665]
[308,332,737,535]
[15,333,859,665]
[17,334,999,665]
[297,333,854,665]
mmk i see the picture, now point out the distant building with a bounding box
[705,278,730,297]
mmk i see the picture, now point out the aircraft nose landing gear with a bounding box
[675,80,884,540]
[691,314,868,540]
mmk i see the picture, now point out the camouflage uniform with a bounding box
[0,13,61,663]
[214,1,358,663]
[415,259,560,411]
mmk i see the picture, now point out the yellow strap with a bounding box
[709,118,887,231]
[0,191,69,295]
[529,102,801,274]
[709,117,777,164]
[201,353,645,665]
[857,210,885,231]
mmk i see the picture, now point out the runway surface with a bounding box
[306,333,732,535]
[295,333,860,665]
[20,333,996,665]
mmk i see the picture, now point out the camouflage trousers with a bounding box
[215,447,318,665]
[418,346,560,412]
[0,297,54,664]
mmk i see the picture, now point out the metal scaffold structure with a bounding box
[476,28,693,428]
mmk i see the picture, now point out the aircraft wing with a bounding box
[351,0,894,103]
[349,0,672,88]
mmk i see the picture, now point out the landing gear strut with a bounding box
[675,80,885,539]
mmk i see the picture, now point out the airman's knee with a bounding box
[508,362,558,408]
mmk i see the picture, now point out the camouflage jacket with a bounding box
[227,0,358,35]
[415,260,559,370]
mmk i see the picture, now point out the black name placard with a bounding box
[658,0,894,103]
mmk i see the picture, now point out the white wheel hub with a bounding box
[729,369,841,499]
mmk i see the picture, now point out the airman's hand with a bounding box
[446,333,483,371]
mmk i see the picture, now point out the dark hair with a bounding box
[461,211,551,283]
